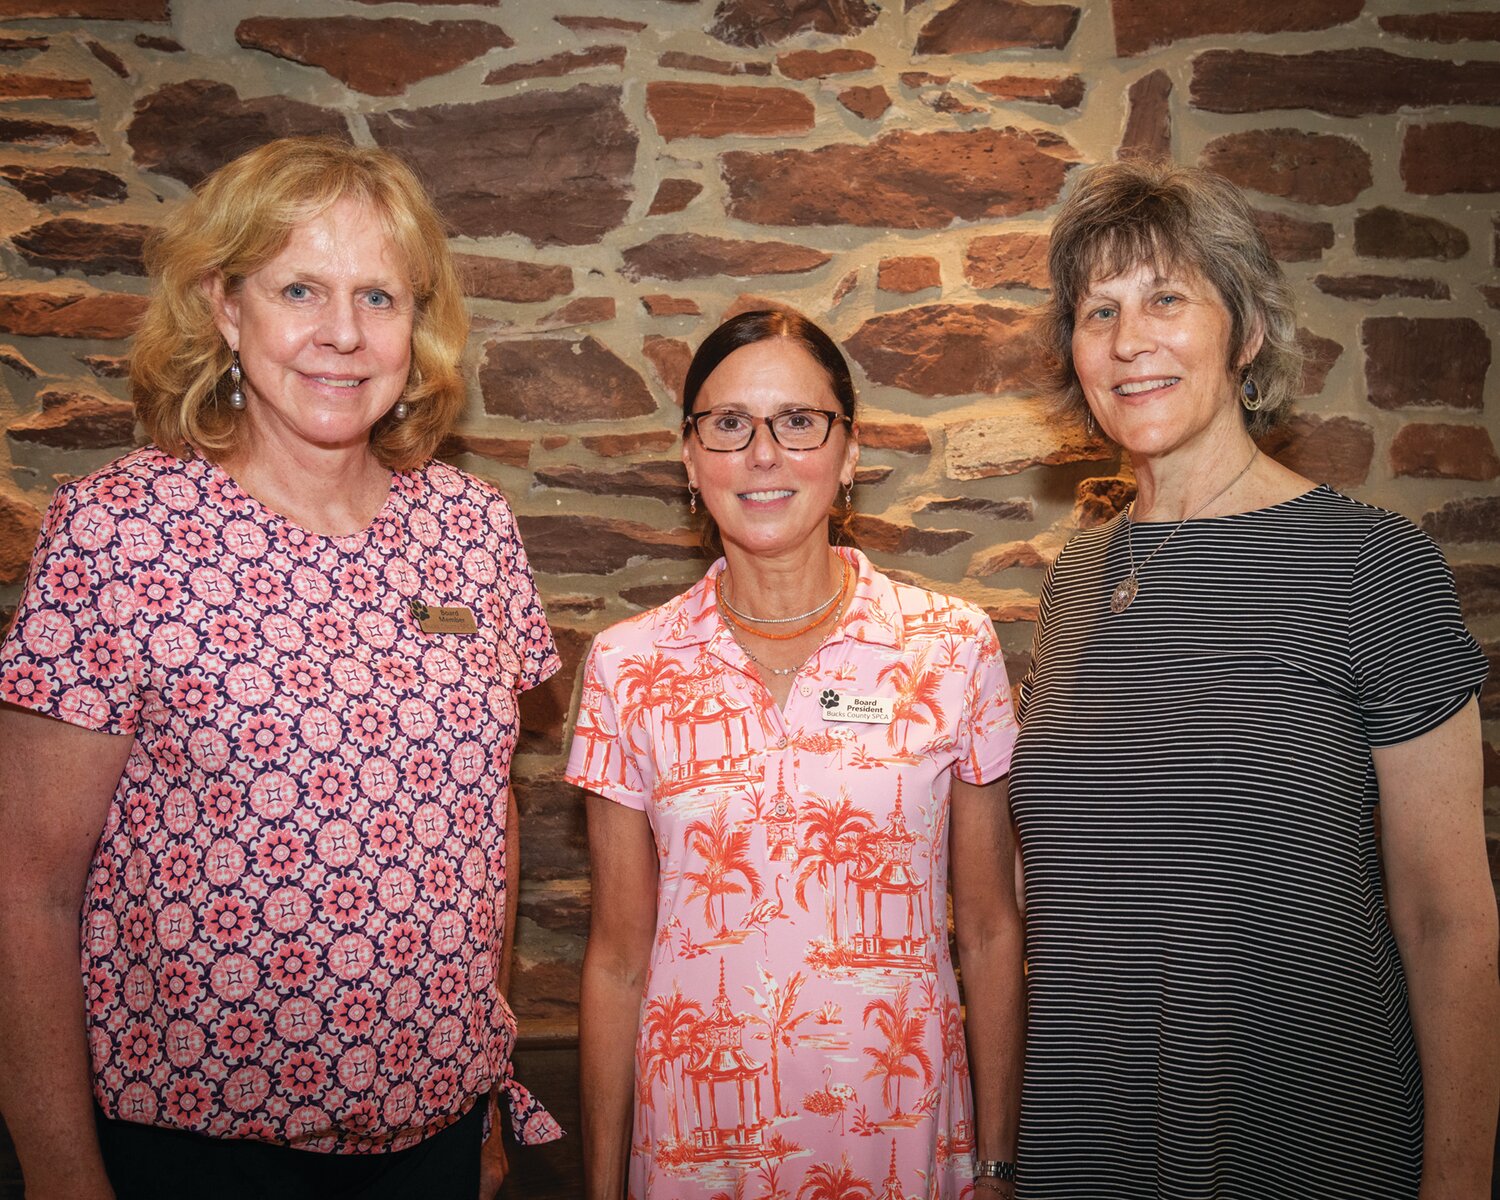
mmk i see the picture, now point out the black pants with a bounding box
[95,1098,483,1200]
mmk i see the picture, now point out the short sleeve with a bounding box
[563,635,654,810]
[953,607,1019,785]
[1350,513,1487,747]
[489,491,559,694]
[0,484,144,734]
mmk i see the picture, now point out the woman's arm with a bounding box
[580,794,658,1200]
[0,705,133,1200]
[1375,698,1499,1200]
[950,775,1025,1198]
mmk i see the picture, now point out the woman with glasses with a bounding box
[568,310,1024,1199]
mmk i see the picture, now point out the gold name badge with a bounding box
[409,599,478,635]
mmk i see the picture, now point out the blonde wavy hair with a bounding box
[131,137,468,470]
[1034,159,1301,436]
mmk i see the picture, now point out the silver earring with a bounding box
[1084,408,1097,437]
[844,481,853,510]
[228,351,245,410]
[688,484,698,515]
[1241,373,1263,412]
[393,400,409,421]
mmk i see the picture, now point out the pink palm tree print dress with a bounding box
[566,549,1017,1199]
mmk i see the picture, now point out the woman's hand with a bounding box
[477,1089,508,1199]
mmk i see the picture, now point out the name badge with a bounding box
[819,690,893,724]
[409,600,478,635]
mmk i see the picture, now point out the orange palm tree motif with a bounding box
[796,1155,875,1200]
[641,985,704,1142]
[616,651,686,753]
[743,964,817,1118]
[876,653,946,753]
[794,790,875,944]
[861,980,934,1117]
[939,998,969,1086]
[684,800,762,937]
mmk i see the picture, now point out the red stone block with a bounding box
[647,178,702,216]
[1354,207,1468,260]
[0,164,126,204]
[878,256,941,294]
[710,0,879,47]
[1452,564,1500,619]
[12,217,153,276]
[915,0,1079,53]
[1252,210,1335,263]
[900,71,952,88]
[539,297,615,329]
[0,34,48,51]
[646,81,814,140]
[657,51,770,76]
[133,33,182,52]
[581,430,679,456]
[640,295,701,317]
[0,116,98,147]
[856,420,931,454]
[0,284,146,339]
[723,127,1079,229]
[435,433,531,468]
[533,462,687,504]
[484,46,625,87]
[1115,0,1359,56]
[973,542,1050,574]
[0,0,166,17]
[837,84,891,120]
[1362,317,1490,411]
[85,39,126,78]
[0,345,39,377]
[621,233,829,282]
[0,71,92,98]
[7,386,135,449]
[976,74,1085,109]
[1401,123,1500,194]
[1389,423,1500,481]
[1314,274,1450,301]
[368,86,637,246]
[555,16,645,33]
[776,49,875,80]
[847,304,1035,398]
[1378,12,1500,43]
[453,255,572,304]
[1421,495,1500,544]
[1202,128,1371,205]
[1295,328,1343,397]
[1191,48,1500,117]
[964,232,1049,291]
[642,335,692,401]
[945,399,1113,479]
[849,514,970,556]
[236,17,513,96]
[515,514,697,574]
[128,80,346,188]
[0,488,43,587]
[1119,69,1172,161]
[1257,414,1372,489]
[480,336,655,422]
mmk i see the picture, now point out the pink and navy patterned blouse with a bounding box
[0,446,562,1153]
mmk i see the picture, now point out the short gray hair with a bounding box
[1034,159,1301,435]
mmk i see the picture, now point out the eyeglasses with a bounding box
[683,408,852,453]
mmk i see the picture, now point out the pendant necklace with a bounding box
[730,568,852,677]
[1110,446,1259,615]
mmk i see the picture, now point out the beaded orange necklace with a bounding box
[715,558,850,641]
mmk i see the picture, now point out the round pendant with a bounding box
[1110,574,1138,615]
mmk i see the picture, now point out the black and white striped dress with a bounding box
[1009,485,1487,1200]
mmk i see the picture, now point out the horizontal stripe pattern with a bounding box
[1009,486,1487,1200]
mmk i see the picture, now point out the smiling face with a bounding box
[209,196,414,459]
[1072,259,1262,466]
[683,337,858,561]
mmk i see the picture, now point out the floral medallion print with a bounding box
[0,447,562,1152]
[566,550,1016,1198]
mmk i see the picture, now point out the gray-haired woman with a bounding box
[1009,159,1497,1199]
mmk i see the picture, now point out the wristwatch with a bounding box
[975,1160,1016,1182]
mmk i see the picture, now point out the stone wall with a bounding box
[1,0,1497,1188]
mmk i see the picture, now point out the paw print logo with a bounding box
[408,599,431,622]
[819,689,839,710]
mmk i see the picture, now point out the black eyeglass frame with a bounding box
[682,408,853,453]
